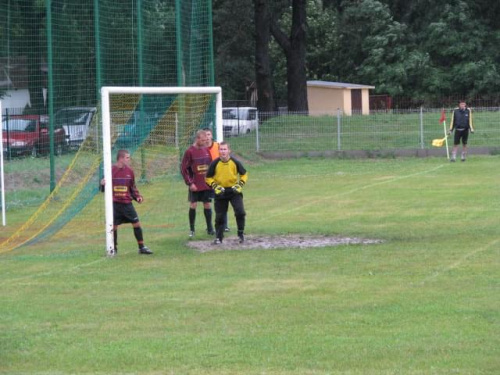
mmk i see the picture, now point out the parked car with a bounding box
[2,115,66,157]
[55,107,96,150]
[222,107,258,137]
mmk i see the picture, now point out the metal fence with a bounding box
[224,107,500,156]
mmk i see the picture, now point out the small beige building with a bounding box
[307,80,375,116]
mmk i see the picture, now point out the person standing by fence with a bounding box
[448,100,474,162]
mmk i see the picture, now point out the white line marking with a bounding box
[419,238,500,284]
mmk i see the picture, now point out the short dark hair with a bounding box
[195,129,206,139]
[117,149,129,161]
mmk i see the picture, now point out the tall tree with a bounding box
[417,1,495,98]
[305,2,339,82]
[338,0,410,96]
[253,0,276,111]
[18,0,46,113]
[213,0,256,101]
[270,0,309,112]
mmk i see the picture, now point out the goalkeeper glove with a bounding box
[214,185,225,195]
[232,184,243,194]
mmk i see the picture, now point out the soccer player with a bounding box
[448,100,474,162]
[180,129,214,238]
[203,127,230,233]
[205,142,248,244]
[203,127,220,161]
[100,149,153,255]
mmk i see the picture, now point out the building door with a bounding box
[351,89,362,113]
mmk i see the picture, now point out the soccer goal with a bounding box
[101,86,223,255]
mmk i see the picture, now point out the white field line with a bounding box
[1,252,126,286]
[419,238,500,285]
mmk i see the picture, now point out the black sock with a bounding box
[189,208,196,231]
[114,230,118,250]
[134,227,144,248]
[204,208,213,231]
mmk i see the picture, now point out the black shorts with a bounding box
[188,189,212,203]
[454,129,469,145]
[113,202,140,225]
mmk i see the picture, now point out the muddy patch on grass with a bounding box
[187,234,383,253]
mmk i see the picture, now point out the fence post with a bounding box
[0,101,5,226]
[337,108,342,151]
[5,108,11,160]
[420,106,424,149]
[175,112,179,149]
[255,114,260,152]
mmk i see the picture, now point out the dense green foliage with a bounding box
[214,0,500,103]
[2,1,499,109]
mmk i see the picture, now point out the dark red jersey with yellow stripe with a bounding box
[180,145,212,191]
[111,164,141,204]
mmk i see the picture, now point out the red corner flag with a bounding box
[439,109,446,123]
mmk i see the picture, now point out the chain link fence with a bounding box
[223,107,500,156]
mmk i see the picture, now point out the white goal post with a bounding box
[101,86,223,254]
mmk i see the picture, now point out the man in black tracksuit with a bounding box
[448,100,474,162]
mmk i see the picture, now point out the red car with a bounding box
[2,115,66,157]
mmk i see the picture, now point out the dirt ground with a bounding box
[187,234,383,253]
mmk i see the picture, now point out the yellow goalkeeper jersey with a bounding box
[205,157,248,188]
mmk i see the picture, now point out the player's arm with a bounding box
[129,171,143,202]
[180,150,194,185]
[131,185,143,202]
[229,158,247,193]
[239,172,248,186]
[205,159,222,191]
[469,108,474,132]
[232,158,247,185]
[449,110,455,133]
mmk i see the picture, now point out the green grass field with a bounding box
[1,155,499,374]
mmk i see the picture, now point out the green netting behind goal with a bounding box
[0,0,215,253]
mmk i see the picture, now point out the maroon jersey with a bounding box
[180,145,211,191]
[111,164,142,204]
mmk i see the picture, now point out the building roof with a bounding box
[307,80,375,90]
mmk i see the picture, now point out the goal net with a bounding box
[0,87,222,254]
[101,86,223,254]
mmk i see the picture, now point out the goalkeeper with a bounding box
[205,142,248,244]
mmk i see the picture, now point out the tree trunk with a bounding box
[253,0,276,112]
[271,0,308,112]
[20,0,46,113]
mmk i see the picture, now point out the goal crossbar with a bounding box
[101,86,223,254]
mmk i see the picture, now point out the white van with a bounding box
[222,107,258,137]
[55,107,96,149]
